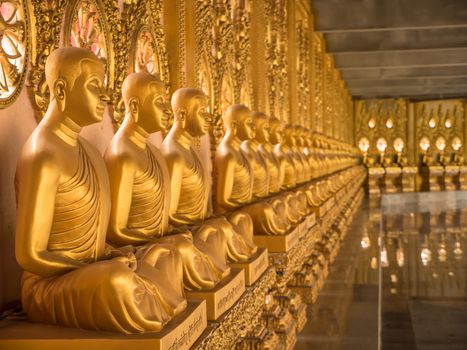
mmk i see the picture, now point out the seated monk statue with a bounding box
[396,153,408,167]
[421,153,436,166]
[16,47,184,333]
[271,117,297,190]
[292,125,312,183]
[382,154,394,167]
[214,105,289,235]
[302,128,317,180]
[162,89,255,263]
[104,72,229,292]
[255,113,282,194]
[255,116,302,226]
[453,153,464,165]
[439,152,452,166]
[282,124,306,184]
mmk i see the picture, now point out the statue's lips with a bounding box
[96,104,105,115]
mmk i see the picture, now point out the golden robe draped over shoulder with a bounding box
[171,149,207,225]
[127,148,165,237]
[22,143,186,334]
[231,151,252,205]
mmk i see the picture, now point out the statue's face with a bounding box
[66,60,107,126]
[140,82,169,133]
[256,119,270,143]
[240,111,255,140]
[269,122,283,144]
[189,95,210,136]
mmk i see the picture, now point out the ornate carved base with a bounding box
[231,247,269,286]
[384,166,402,193]
[195,268,276,350]
[253,227,299,253]
[401,167,417,192]
[460,167,467,190]
[186,269,245,320]
[0,301,207,350]
[444,165,460,191]
[367,167,385,195]
[422,166,444,192]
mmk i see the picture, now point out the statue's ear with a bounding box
[178,107,186,128]
[231,120,237,135]
[129,97,139,123]
[54,79,67,112]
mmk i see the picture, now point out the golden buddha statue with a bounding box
[162,90,255,262]
[254,113,282,194]
[271,118,297,190]
[303,128,317,180]
[161,87,211,226]
[104,72,228,292]
[240,113,270,199]
[283,124,306,184]
[214,105,289,235]
[292,125,312,182]
[16,47,181,333]
[214,104,253,211]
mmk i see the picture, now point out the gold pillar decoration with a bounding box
[355,99,408,162]
[312,32,324,134]
[323,53,333,137]
[414,99,465,165]
[295,19,311,128]
[265,0,289,122]
[29,0,67,117]
[232,0,253,107]
[0,0,28,108]
[195,0,234,153]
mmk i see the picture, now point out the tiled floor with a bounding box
[296,192,467,350]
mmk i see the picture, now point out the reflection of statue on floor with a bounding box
[16,48,181,333]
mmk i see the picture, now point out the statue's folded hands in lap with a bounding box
[16,48,183,334]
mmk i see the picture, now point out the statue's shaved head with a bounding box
[45,47,104,95]
[252,111,268,127]
[171,87,206,120]
[223,104,250,128]
[122,72,165,110]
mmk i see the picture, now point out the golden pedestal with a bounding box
[401,166,417,192]
[444,165,460,191]
[427,165,444,191]
[460,166,467,190]
[253,227,299,253]
[195,268,276,350]
[0,301,207,350]
[367,167,385,195]
[231,247,269,286]
[384,166,402,193]
[186,269,245,321]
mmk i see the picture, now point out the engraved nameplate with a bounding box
[186,269,245,320]
[231,247,269,286]
[253,226,299,253]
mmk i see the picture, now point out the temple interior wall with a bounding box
[355,98,467,166]
[0,0,354,311]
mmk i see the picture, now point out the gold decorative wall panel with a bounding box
[355,99,409,156]
[312,32,324,133]
[0,0,28,108]
[414,99,465,161]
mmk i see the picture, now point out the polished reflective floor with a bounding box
[296,192,467,350]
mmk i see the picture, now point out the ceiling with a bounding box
[311,0,467,100]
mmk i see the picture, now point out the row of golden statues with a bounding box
[362,137,467,195]
[8,47,365,349]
